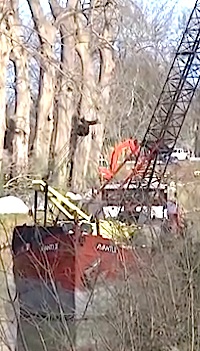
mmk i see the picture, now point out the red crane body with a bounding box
[98,139,140,180]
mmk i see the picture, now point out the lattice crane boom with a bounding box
[120,0,200,189]
[143,0,200,149]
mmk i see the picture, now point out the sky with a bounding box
[19,0,197,19]
[179,0,196,8]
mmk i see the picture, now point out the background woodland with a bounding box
[0,0,198,192]
[0,3,200,351]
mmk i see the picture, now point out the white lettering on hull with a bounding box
[96,243,117,254]
[41,243,59,252]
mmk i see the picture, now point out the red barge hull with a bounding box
[12,223,139,321]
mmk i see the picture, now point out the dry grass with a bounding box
[168,161,200,214]
[167,160,200,182]
[0,214,32,248]
[0,214,33,351]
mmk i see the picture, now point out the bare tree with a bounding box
[104,0,177,146]
[0,0,190,190]
[0,2,13,174]
[49,0,77,183]
[27,0,57,173]
[9,1,31,176]
[70,0,116,191]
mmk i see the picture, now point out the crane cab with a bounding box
[101,181,168,223]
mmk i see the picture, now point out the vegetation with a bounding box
[0,0,198,193]
[0,1,200,351]
[2,223,200,351]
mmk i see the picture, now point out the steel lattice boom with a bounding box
[125,0,200,188]
[144,0,200,150]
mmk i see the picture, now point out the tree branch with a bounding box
[48,0,62,19]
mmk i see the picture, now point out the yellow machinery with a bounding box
[33,179,91,222]
[32,180,134,240]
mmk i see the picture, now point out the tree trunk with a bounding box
[89,27,115,177]
[27,0,56,175]
[71,16,115,192]
[71,28,98,192]
[49,0,76,186]
[9,3,31,175]
[11,50,31,176]
[0,3,12,174]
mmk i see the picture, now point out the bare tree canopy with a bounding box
[0,0,197,192]
[1,2,200,351]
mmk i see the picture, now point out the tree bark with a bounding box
[27,0,57,175]
[71,6,115,192]
[9,2,31,175]
[89,26,115,176]
[0,3,12,173]
[71,27,98,191]
[49,0,76,185]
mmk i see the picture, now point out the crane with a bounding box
[100,0,200,201]
[35,1,200,227]
[98,139,140,181]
